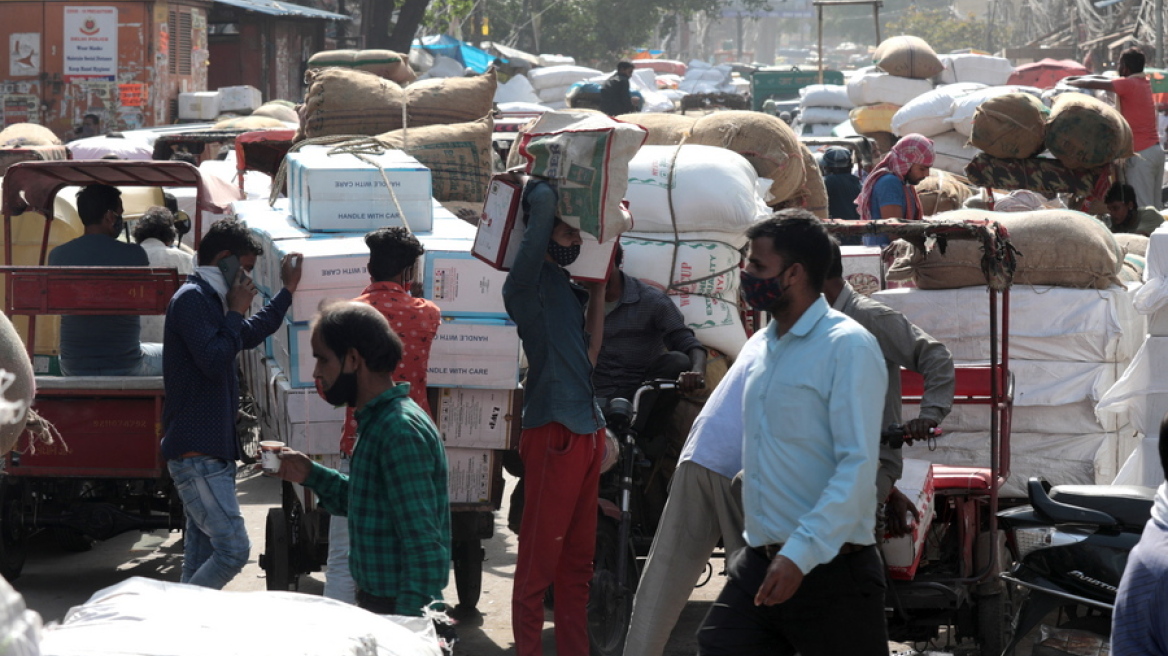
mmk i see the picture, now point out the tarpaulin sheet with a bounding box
[415,34,493,74]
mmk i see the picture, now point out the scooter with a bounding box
[997,477,1156,654]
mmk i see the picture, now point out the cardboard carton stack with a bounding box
[232,149,523,505]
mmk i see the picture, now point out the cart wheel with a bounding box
[236,390,261,466]
[587,518,636,656]
[0,491,26,581]
[976,589,1014,656]
[53,528,94,553]
[263,507,292,591]
[452,539,484,614]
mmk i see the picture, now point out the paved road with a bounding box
[12,466,1029,655]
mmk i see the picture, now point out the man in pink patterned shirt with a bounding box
[325,226,442,604]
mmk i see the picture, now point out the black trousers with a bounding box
[697,544,888,656]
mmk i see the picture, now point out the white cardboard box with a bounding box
[271,319,314,388]
[288,148,434,233]
[446,448,495,504]
[841,245,884,296]
[217,85,263,113]
[178,91,220,120]
[428,318,522,388]
[423,250,510,318]
[881,458,936,580]
[268,235,370,292]
[282,417,345,455]
[431,387,520,449]
[275,376,346,425]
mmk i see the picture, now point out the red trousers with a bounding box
[512,422,603,656]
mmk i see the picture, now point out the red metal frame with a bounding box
[234,129,296,193]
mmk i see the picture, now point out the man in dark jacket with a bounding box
[600,61,636,116]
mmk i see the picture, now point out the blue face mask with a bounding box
[548,240,581,266]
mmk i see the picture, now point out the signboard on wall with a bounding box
[63,7,118,80]
[9,34,40,77]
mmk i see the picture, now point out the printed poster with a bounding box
[63,6,117,80]
[9,33,40,77]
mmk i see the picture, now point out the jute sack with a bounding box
[0,312,34,454]
[307,49,415,85]
[616,113,696,145]
[214,116,287,130]
[917,171,972,216]
[687,110,804,204]
[300,68,496,140]
[887,209,1123,289]
[506,111,646,241]
[873,36,944,80]
[1046,94,1133,170]
[971,93,1048,159]
[1114,233,1149,258]
[252,101,299,123]
[799,146,829,219]
[0,123,61,147]
[374,117,494,203]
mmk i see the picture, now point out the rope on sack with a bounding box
[21,409,65,456]
[269,134,367,206]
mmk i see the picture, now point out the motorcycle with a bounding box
[997,477,1156,654]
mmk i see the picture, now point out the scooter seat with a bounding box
[932,465,992,490]
[1049,485,1157,528]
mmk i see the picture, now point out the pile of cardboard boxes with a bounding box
[235,147,524,506]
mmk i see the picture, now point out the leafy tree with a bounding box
[885,6,986,53]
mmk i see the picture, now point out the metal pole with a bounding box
[737,13,744,61]
[1158,0,1164,68]
[873,3,881,44]
[818,4,824,84]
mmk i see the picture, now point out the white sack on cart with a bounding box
[846,71,933,107]
[891,82,986,138]
[671,293,746,357]
[799,84,853,109]
[619,233,744,297]
[946,86,1044,137]
[936,54,1016,86]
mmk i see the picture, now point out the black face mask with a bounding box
[548,240,581,266]
[316,370,359,407]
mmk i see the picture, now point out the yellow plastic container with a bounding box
[850,103,902,135]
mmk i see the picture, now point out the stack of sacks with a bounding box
[494,74,542,104]
[538,54,576,67]
[686,110,805,207]
[798,84,854,137]
[880,209,1142,496]
[237,195,521,503]
[1045,93,1134,170]
[936,54,1015,86]
[946,86,1044,137]
[970,92,1049,159]
[931,132,982,175]
[681,61,734,94]
[622,144,771,357]
[891,83,986,138]
[629,68,676,113]
[297,68,496,140]
[251,100,300,124]
[306,49,416,85]
[847,69,933,135]
[527,65,602,109]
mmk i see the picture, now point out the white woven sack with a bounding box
[624,145,771,234]
[801,107,852,125]
[536,84,571,103]
[672,293,747,356]
[527,65,603,90]
[946,85,1043,136]
[846,72,933,106]
[494,75,541,104]
[938,54,1016,86]
[891,82,986,137]
[799,84,854,109]
[619,234,744,297]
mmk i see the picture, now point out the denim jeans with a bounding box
[323,457,357,604]
[168,456,250,589]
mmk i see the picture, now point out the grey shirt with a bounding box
[832,283,955,500]
[48,233,150,375]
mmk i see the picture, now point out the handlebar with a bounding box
[881,423,942,450]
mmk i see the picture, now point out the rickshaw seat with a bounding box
[932,466,993,491]
[35,375,164,391]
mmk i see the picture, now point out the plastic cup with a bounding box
[259,441,285,473]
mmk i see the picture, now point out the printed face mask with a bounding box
[548,240,581,266]
[740,267,788,311]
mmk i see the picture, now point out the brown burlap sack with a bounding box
[887,209,1123,289]
[917,171,973,216]
[308,49,415,85]
[1046,94,1131,170]
[0,123,62,147]
[687,111,804,204]
[252,102,299,123]
[800,146,829,219]
[616,113,696,146]
[873,36,944,80]
[300,68,496,140]
[1113,233,1149,258]
[0,311,34,454]
[213,115,286,130]
[374,117,495,203]
[971,93,1048,159]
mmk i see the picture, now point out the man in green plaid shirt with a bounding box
[271,301,451,617]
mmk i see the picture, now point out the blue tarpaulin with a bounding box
[415,35,494,74]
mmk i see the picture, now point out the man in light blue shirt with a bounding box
[697,210,889,656]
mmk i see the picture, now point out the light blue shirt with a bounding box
[677,329,767,479]
[741,296,887,575]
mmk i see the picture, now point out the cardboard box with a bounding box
[287,148,434,233]
[881,458,935,580]
[282,416,345,455]
[275,376,346,425]
[271,319,314,388]
[428,317,522,388]
[178,91,220,120]
[423,250,510,318]
[446,448,495,504]
[430,387,521,449]
[217,85,263,113]
[268,235,371,292]
[841,245,884,296]
[285,285,370,325]
[473,176,524,270]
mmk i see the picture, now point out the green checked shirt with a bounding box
[304,383,451,615]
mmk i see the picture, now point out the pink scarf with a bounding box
[855,134,935,222]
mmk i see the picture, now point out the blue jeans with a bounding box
[168,456,249,589]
